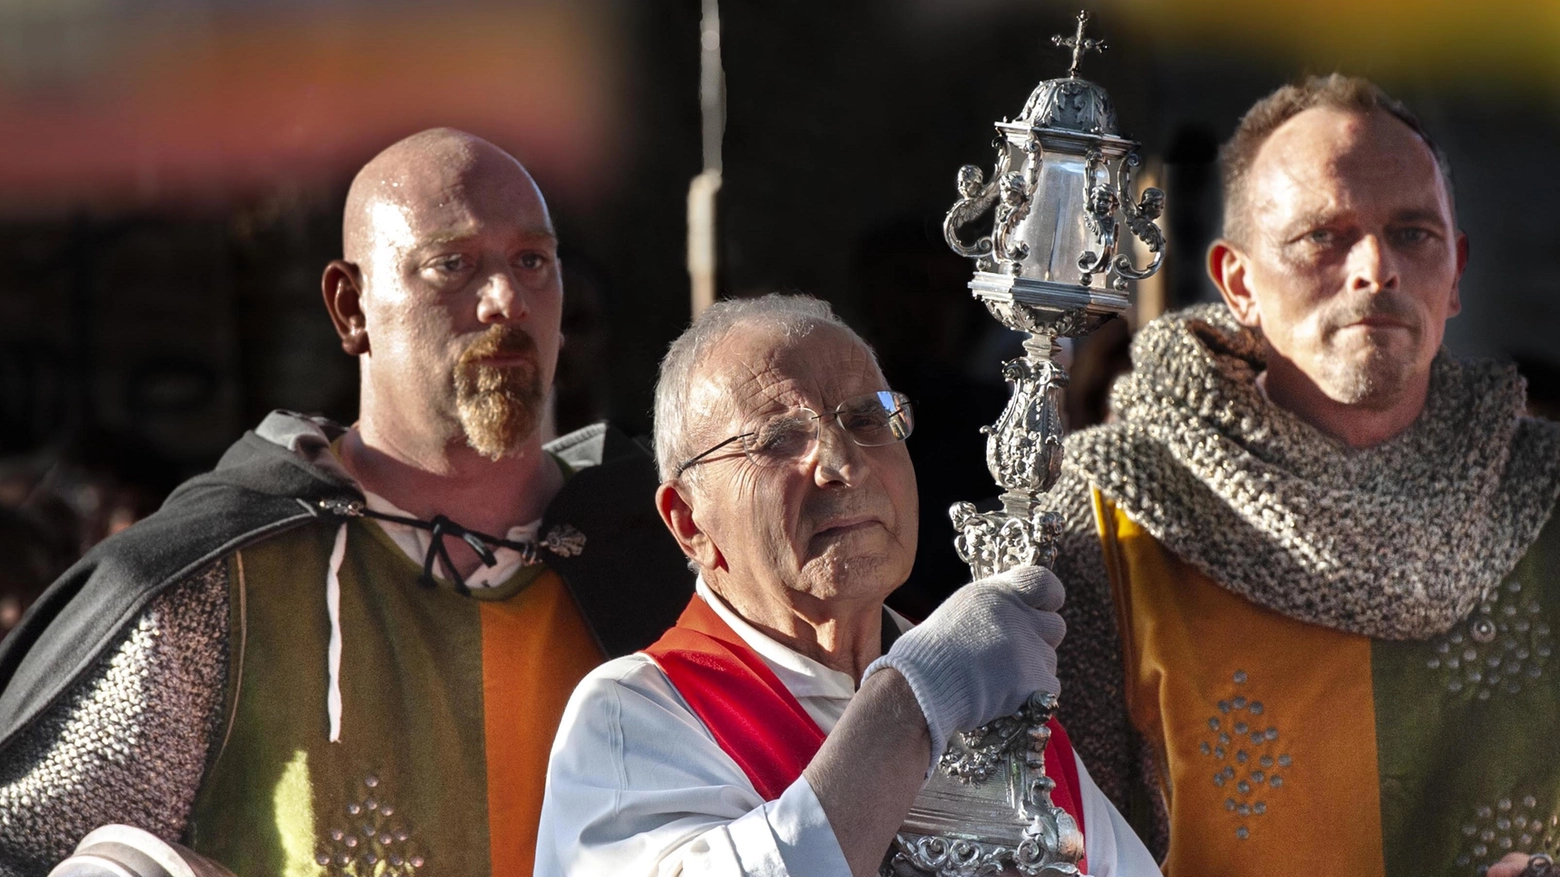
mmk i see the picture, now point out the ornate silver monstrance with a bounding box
[883,12,1164,877]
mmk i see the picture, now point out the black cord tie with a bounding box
[422,516,468,595]
[318,498,543,598]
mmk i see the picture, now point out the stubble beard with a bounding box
[453,327,545,460]
[1315,343,1413,408]
[1312,296,1422,409]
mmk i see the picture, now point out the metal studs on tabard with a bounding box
[1452,792,1559,876]
[1198,671,1294,841]
[316,774,426,876]
[1427,577,1551,699]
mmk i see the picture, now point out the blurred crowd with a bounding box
[0,433,177,638]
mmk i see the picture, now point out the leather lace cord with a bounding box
[351,506,542,596]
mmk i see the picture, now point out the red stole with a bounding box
[644,595,826,799]
[644,594,1088,867]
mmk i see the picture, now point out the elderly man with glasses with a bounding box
[534,294,1157,876]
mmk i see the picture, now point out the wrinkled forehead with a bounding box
[1250,107,1451,223]
[686,321,885,431]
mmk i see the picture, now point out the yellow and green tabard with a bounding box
[184,515,604,877]
[1096,491,1560,877]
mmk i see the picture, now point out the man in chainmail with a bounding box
[1046,74,1560,877]
[0,129,691,877]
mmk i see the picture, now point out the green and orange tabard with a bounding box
[186,516,604,877]
[1098,492,1560,877]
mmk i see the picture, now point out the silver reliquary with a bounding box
[884,11,1164,877]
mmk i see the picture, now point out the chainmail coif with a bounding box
[1066,303,1560,640]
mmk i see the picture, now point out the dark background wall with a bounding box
[2,0,1557,617]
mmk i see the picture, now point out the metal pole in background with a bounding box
[687,0,724,319]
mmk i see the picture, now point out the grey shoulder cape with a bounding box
[0,414,692,754]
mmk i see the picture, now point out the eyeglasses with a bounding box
[675,390,914,476]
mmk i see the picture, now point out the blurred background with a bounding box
[2,0,1558,627]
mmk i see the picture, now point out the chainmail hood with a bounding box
[1067,303,1560,640]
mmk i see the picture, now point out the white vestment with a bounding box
[536,579,1161,877]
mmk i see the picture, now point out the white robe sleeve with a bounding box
[535,655,850,877]
[1077,751,1163,877]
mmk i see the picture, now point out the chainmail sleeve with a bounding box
[1044,468,1168,858]
[0,559,230,877]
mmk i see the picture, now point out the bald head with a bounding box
[342,128,552,266]
[322,126,565,463]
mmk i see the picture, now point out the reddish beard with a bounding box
[453,325,545,459]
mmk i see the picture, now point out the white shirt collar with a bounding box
[361,488,541,589]
[694,577,904,702]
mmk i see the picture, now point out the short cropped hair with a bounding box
[1219,73,1455,244]
[653,293,878,483]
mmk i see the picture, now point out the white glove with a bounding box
[863,565,1065,773]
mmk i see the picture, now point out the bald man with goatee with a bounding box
[0,129,692,877]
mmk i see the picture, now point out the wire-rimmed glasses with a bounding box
[675,390,914,476]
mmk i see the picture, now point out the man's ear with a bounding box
[1448,231,1469,318]
[322,260,369,356]
[656,480,723,572]
[1208,239,1260,328]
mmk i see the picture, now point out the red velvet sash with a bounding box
[644,595,826,800]
[1045,719,1089,873]
[644,594,1088,869]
